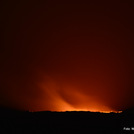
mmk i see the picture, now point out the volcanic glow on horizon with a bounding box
[38,80,122,113]
[1,1,134,113]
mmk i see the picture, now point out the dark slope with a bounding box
[0,107,134,134]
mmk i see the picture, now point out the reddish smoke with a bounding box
[0,1,134,112]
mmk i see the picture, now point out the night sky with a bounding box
[1,0,134,112]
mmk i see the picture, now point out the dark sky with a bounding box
[1,0,134,112]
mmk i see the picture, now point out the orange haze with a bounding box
[0,1,134,113]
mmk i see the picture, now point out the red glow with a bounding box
[1,1,134,112]
[38,78,121,113]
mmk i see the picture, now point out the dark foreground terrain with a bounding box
[0,107,134,134]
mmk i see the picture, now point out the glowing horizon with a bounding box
[31,109,122,113]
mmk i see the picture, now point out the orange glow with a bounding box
[38,78,122,113]
[1,1,134,113]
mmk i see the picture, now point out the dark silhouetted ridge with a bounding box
[0,107,134,134]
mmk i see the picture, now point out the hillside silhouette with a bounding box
[0,107,134,134]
